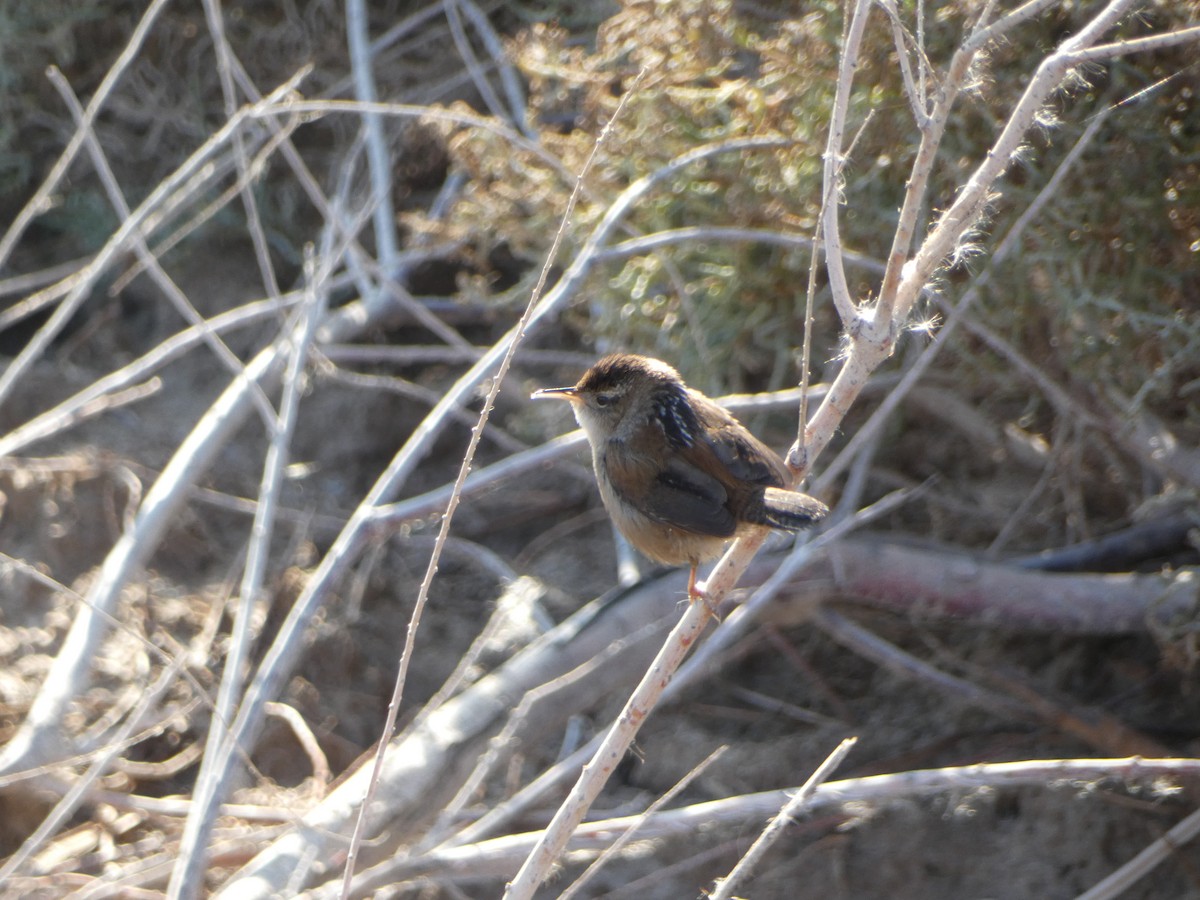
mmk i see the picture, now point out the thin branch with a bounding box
[444,0,510,127]
[964,0,1077,57]
[450,0,533,138]
[335,61,647,900]
[169,246,328,899]
[820,0,872,327]
[1066,24,1200,63]
[0,256,89,302]
[0,0,173,271]
[346,0,399,273]
[594,225,885,278]
[709,737,856,900]
[876,0,929,127]
[200,0,282,298]
[1076,805,1200,900]
[870,1,991,328]
[264,702,331,791]
[320,758,1200,892]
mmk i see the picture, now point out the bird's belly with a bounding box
[599,483,730,566]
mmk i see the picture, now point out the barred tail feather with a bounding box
[760,487,829,531]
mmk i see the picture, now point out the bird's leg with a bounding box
[687,564,721,621]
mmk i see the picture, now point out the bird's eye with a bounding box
[594,393,616,408]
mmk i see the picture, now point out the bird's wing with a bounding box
[607,448,737,538]
[687,394,788,488]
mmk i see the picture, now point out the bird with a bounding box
[533,353,828,601]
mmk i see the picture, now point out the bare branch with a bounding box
[709,737,856,900]
[170,247,328,899]
[318,758,1200,893]
[346,0,399,272]
[1076,806,1200,900]
[0,0,173,270]
[820,0,872,328]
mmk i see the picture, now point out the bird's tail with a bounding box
[760,487,829,531]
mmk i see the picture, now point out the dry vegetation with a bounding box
[1,1,1199,898]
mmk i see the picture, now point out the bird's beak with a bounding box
[531,386,581,402]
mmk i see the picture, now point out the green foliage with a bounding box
[417,0,1199,418]
[0,2,119,199]
[419,0,856,390]
[35,189,119,251]
[0,0,348,261]
[975,30,1200,419]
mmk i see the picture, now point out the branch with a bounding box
[169,249,329,899]
[819,0,872,328]
[709,737,857,900]
[323,758,1200,893]
[0,0,173,270]
[346,0,399,272]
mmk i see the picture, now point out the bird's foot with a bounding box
[688,578,721,622]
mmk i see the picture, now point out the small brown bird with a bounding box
[533,354,828,600]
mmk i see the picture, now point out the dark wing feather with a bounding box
[605,444,737,538]
[642,457,738,537]
[686,392,789,488]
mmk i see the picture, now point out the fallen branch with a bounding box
[323,757,1200,894]
[213,535,1199,895]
